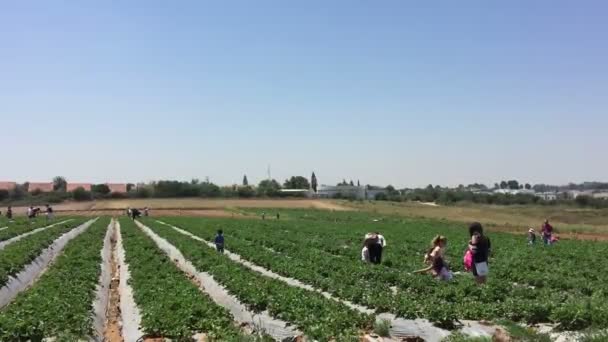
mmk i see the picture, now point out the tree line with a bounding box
[0,174,321,204]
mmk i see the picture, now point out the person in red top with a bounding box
[541,219,554,245]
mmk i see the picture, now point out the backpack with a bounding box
[463,249,473,272]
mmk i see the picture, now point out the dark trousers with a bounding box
[216,244,224,253]
[369,244,383,264]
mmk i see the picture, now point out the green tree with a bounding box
[53,176,67,192]
[500,181,508,189]
[72,187,92,201]
[243,175,249,186]
[386,185,397,194]
[525,183,532,190]
[284,176,310,189]
[507,180,520,190]
[200,182,221,197]
[237,185,254,198]
[92,184,111,195]
[0,189,9,201]
[135,186,152,198]
[127,183,135,192]
[311,172,318,192]
[349,180,354,186]
[258,179,281,197]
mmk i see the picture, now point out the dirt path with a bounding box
[105,223,123,342]
[311,201,352,211]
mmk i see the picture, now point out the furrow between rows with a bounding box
[154,219,496,341]
[135,219,300,341]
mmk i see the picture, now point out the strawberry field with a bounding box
[0,209,605,341]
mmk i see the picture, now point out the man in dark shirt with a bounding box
[45,204,54,223]
[6,206,12,221]
[469,222,491,284]
[131,208,141,220]
[214,230,225,253]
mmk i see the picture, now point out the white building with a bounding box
[279,189,312,197]
[315,185,387,200]
[536,192,558,201]
[493,189,535,195]
[592,192,608,200]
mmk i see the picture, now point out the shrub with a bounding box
[72,187,92,201]
[0,190,9,201]
[91,184,111,195]
[237,186,255,198]
[110,192,127,199]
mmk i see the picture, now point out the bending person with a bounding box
[414,235,452,281]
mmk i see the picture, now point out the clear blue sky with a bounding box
[1,1,606,188]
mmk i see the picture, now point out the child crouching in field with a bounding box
[414,235,453,281]
[528,228,536,245]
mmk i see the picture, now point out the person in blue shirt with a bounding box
[214,229,225,253]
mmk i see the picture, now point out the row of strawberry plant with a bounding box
[157,217,400,309]
[0,218,87,287]
[0,217,74,242]
[159,216,608,330]
[118,218,244,340]
[0,218,111,340]
[142,219,374,340]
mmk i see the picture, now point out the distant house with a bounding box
[536,192,558,201]
[67,183,92,192]
[315,185,386,200]
[566,190,593,199]
[592,192,608,200]
[28,182,54,193]
[0,182,17,191]
[279,189,312,197]
[107,183,128,193]
[494,189,535,195]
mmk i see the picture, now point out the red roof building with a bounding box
[28,182,54,193]
[67,183,92,192]
[107,183,128,193]
[0,182,17,191]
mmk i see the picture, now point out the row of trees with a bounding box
[493,180,532,190]
[70,173,322,202]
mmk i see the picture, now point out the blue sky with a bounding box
[1,1,606,187]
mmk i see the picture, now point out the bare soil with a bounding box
[9,198,351,214]
[344,201,608,235]
[105,225,123,342]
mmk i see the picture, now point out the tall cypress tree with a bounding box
[243,175,249,186]
[311,172,318,193]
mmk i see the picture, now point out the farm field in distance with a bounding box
[0,206,606,341]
